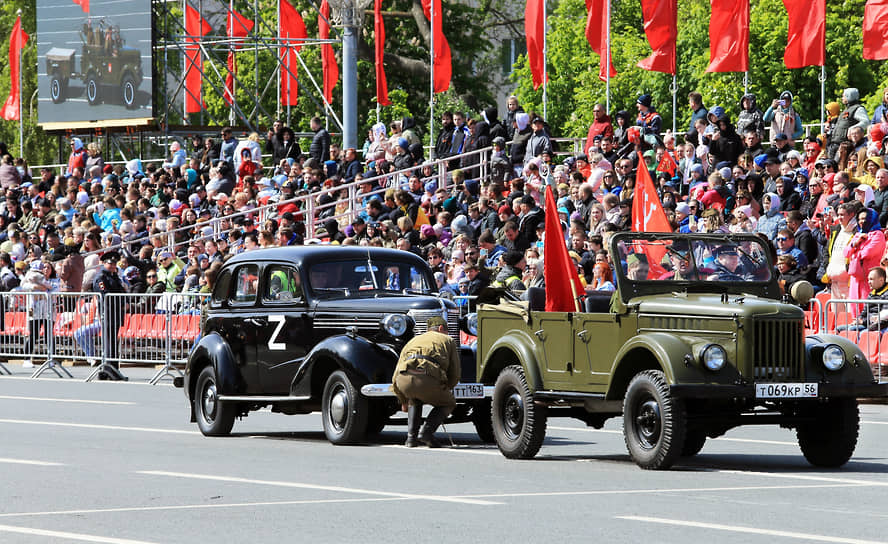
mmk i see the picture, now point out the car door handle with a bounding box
[246,317,267,326]
[576,330,588,342]
[534,329,546,341]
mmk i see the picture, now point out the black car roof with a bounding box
[223,246,429,269]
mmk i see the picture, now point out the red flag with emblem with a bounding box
[783,0,825,68]
[706,0,749,72]
[319,0,339,105]
[422,0,452,93]
[632,162,671,276]
[73,0,89,13]
[280,0,307,106]
[544,185,583,312]
[584,0,617,81]
[374,0,391,106]
[864,0,888,60]
[185,5,212,114]
[656,151,678,176]
[1,16,28,121]
[224,9,254,107]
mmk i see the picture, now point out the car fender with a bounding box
[478,330,543,391]
[186,332,242,399]
[290,334,399,398]
[606,333,700,400]
[805,333,872,382]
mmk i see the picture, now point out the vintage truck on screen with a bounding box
[474,232,888,469]
[45,17,142,109]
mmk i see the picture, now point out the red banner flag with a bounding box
[706,0,749,72]
[224,9,255,107]
[637,0,677,75]
[184,5,212,115]
[783,0,825,68]
[280,0,307,106]
[864,0,888,60]
[1,16,28,121]
[422,0,452,93]
[319,0,339,105]
[374,0,391,106]
[525,0,547,89]
[72,0,89,13]
[584,0,617,81]
[544,185,583,312]
[632,163,672,275]
[656,151,678,176]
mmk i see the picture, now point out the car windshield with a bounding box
[307,259,432,295]
[614,235,773,284]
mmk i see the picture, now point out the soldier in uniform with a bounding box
[92,250,127,380]
[392,316,460,447]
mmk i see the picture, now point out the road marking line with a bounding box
[459,483,864,499]
[0,457,63,466]
[0,419,199,435]
[617,515,888,544]
[548,426,797,446]
[0,497,406,518]
[0,523,161,544]
[716,469,888,487]
[0,395,135,405]
[138,470,502,506]
[380,444,501,456]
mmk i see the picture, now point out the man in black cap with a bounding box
[351,216,368,242]
[711,245,751,282]
[392,316,460,447]
[92,250,127,380]
[763,155,782,193]
[636,94,662,136]
[492,250,527,292]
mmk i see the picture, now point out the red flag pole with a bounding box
[17,9,23,157]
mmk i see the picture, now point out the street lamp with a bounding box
[327,0,372,150]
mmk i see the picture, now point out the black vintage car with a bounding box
[179,246,490,444]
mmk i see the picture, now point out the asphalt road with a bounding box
[2,364,888,543]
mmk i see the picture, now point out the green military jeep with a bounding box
[475,232,887,469]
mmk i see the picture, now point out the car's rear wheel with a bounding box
[491,365,546,458]
[623,370,686,470]
[322,370,368,444]
[121,74,137,109]
[471,399,495,443]
[797,398,859,467]
[194,366,235,436]
[681,429,707,457]
[86,74,100,105]
[50,73,65,104]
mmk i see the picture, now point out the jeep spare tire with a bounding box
[491,365,546,458]
[322,370,368,445]
[623,370,687,470]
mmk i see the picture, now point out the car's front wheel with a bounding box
[50,73,66,104]
[491,365,546,458]
[797,398,859,467]
[623,370,686,470]
[321,370,368,444]
[194,366,235,436]
[86,73,100,105]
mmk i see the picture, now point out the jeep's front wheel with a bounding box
[491,365,546,458]
[86,74,100,105]
[623,370,686,470]
[797,398,859,467]
[321,370,368,445]
[50,73,66,104]
[194,366,236,436]
[121,74,137,109]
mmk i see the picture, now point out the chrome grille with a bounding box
[410,309,460,343]
[752,319,805,381]
[313,314,382,333]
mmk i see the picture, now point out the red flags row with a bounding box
[184,5,211,114]
[584,0,617,81]
[280,0,307,106]
[1,16,28,121]
[525,0,547,89]
[637,0,677,75]
[783,0,825,68]
[543,185,583,312]
[374,0,391,106]
[706,0,749,72]
[72,0,89,13]
[422,0,452,93]
[319,0,339,105]
[864,0,888,60]
[224,9,254,107]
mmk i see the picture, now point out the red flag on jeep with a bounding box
[72,0,89,13]
[1,16,28,122]
[544,185,583,312]
[631,162,671,277]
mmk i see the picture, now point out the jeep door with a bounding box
[256,264,310,393]
[535,312,579,389]
[573,312,620,387]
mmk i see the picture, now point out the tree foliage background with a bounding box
[512,0,888,140]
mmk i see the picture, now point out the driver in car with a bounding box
[711,245,750,281]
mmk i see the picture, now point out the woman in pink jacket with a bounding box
[844,208,886,308]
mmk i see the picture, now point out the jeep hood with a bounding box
[633,293,804,320]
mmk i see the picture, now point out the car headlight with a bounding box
[701,344,726,371]
[466,313,478,336]
[822,344,845,371]
[381,314,410,337]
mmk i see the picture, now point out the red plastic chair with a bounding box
[858,330,882,364]
[186,315,201,341]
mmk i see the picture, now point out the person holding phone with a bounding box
[763,90,803,146]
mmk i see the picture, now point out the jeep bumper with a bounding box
[670,382,888,399]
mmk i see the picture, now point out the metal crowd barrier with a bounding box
[823,297,888,383]
[0,290,207,384]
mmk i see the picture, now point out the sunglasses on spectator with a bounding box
[776,237,788,241]
[146,274,157,279]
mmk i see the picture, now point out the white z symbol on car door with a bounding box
[268,314,286,351]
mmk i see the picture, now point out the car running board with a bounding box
[217,395,311,402]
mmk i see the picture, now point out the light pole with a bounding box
[328,0,371,150]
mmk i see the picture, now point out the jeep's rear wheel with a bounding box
[321,370,368,445]
[86,74,100,105]
[491,365,546,458]
[623,370,686,470]
[50,73,65,104]
[797,398,859,467]
[121,74,137,109]
[681,429,706,457]
[194,366,236,436]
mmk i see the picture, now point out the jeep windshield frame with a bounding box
[609,232,782,304]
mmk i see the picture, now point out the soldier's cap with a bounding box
[426,316,447,328]
[100,250,120,263]
[625,253,648,267]
[714,245,738,257]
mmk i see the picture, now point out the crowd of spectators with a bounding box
[3,86,888,319]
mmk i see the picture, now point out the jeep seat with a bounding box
[524,287,546,312]
[584,293,612,313]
